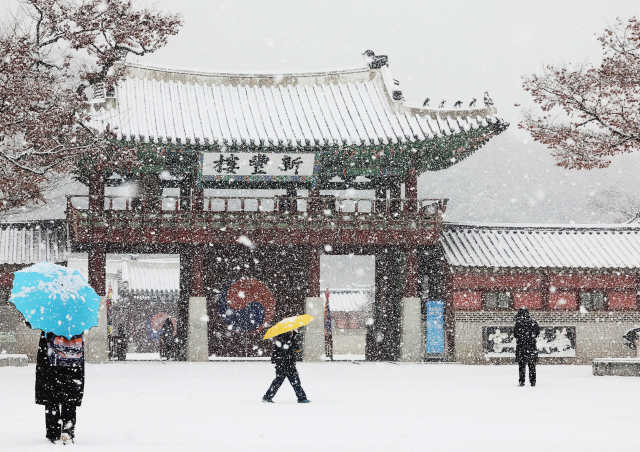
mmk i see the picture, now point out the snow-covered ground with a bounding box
[0,362,637,451]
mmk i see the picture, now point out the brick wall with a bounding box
[454,310,640,365]
[449,270,640,312]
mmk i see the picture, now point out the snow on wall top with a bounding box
[0,221,68,266]
[89,58,503,147]
[442,223,640,270]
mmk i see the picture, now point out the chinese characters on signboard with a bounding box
[201,152,315,180]
[483,326,576,358]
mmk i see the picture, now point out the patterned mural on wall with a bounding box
[217,278,275,333]
[483,326,576,358]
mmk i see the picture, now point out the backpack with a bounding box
[47,335,84,367]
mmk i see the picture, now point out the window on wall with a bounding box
[484,291,511,310]
[580,291,606,310]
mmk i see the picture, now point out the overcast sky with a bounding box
[136,0,640,287]
[119,0,640,224]
[4,0,640,225]
[139,0,633,121]
[4,0,640,287]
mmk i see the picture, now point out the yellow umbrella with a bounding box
[263,315,315,339]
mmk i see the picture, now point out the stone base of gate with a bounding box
[400,297,423,362]
[85,296,109,363]
[188,297,209,362]
[303,297,324,362]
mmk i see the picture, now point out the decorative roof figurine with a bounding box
[484,91,494,107]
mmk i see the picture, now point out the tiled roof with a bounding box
[0,221,68,265]
[324,288,374,312]
[441,223,640,270]
[90,58,507,148]
[119,258,180,294]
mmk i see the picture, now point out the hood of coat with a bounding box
[275,330,296,346]
[514,307,531,321]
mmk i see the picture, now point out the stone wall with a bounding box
[332,329,367,356]
[0,291,42,362]
[454,311,640,365]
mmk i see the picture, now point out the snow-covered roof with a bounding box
[90,57,505,148]
[0,221,68,266]
[119,258,180,294]
[324,288,373,312]
[441,223,640,270]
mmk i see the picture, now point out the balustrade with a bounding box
[66,194,447,245]
[67,195,446,216]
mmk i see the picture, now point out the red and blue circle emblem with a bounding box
[217,278,275,333]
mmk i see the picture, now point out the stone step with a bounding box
[593,358,640,376]
[0,354,28,367]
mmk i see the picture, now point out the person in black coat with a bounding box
[160,318,175,360]
[513,308,540,386]
[262,330,310,403]
[36,331,85,444]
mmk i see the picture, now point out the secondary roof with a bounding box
[442,223,640,270]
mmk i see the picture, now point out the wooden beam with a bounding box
[88,244,106,296]
[308,245,321,298]
[405,247,418,298]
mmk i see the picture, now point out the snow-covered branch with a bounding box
[520,17,640,169]
[0,0,182,211]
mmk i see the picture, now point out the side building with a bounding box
[441,223,640,364]
[0,221,69,359]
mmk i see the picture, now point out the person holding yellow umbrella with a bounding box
[262,315,314,404]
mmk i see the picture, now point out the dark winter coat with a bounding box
[160,319,175,359]
[35,332,85,406]
[271,331,301,373]
[513,308,540,363]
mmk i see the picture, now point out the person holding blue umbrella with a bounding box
[35,330,85,444]
[9,262,100,445]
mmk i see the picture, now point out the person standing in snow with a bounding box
[262,330,310,403]
[513,308,540,387]
[160,318,176,360]
[36,331,85,445]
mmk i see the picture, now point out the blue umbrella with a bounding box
[9,262,100,338]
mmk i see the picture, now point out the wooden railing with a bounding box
[66,195,447,244]
[67,195,446,216]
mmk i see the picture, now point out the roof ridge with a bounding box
[123,61,371,79]
[444,222,640,231]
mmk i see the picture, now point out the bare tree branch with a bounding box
[0,0,182,211]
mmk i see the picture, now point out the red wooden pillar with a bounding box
[308,245,321,298]
[406,168,418,213]
[405,247,418,298]
[190,166,204,211]
[375,186,386,214]
[193,187,204,211]
[390,181,401,213]
[308,187,321,214]
[88,244,106,296]
[89,172,105,212]
[191,248,205,297]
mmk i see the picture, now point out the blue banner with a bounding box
[426,300,444,354]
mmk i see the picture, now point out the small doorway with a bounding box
[320,254,375,361]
